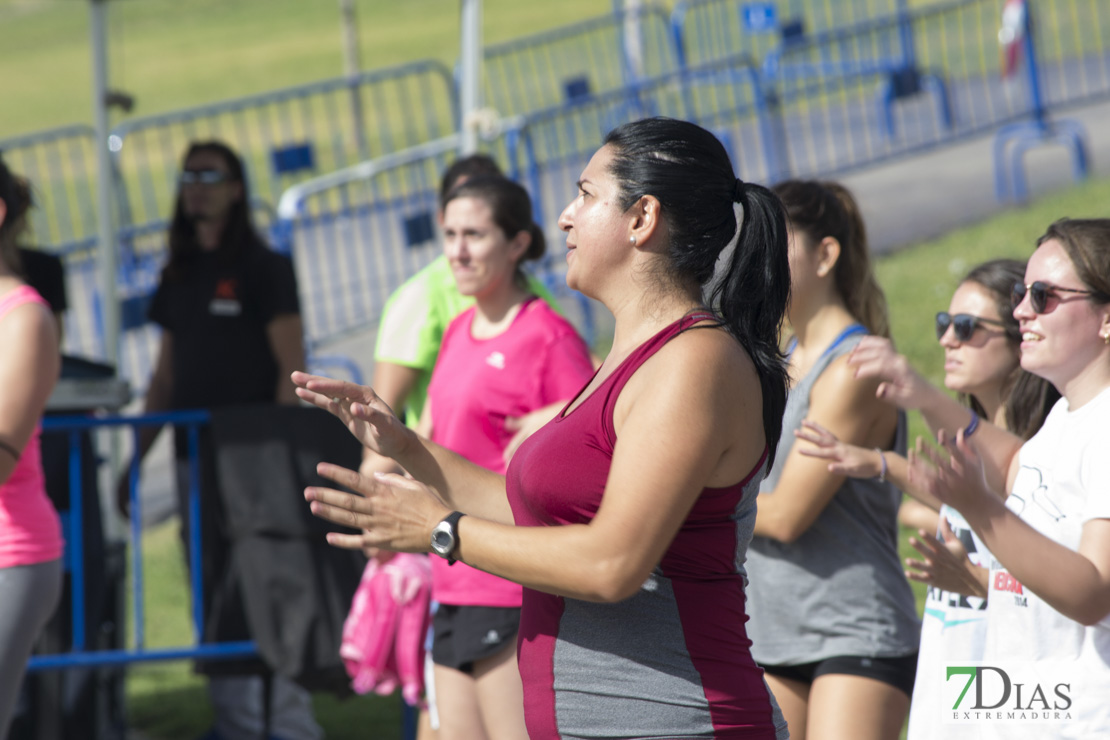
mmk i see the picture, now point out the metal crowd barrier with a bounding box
[483,5,678,117]
[670,0,932,69]
[109,60,458,241]
[26,410,258,672]
[502,56,775,237]
[274,123,599,358]
[275,135,460,355]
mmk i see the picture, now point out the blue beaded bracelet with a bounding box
[874,448,888,483]
[964,412,980,438]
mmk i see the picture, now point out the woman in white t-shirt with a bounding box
[795,258,1059,740]
[850,218,1110,738]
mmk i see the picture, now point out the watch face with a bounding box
[432,530,452,551]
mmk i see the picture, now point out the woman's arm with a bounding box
[266,313,305,405]
[754,356,897,543]
[912,431,1110,625]
[847,336,1022,494]
[305,329,763,602]
[0,301,59,485]
[292,371,512,523]
[794,419,945,512]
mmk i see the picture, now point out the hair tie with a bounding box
[733,177,745,202]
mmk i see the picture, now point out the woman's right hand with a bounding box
[846,336,932,410]
[794,420,882,479]
[291,371,414,461]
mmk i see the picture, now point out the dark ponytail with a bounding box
[714,182,791,466]
[604,117,791,466]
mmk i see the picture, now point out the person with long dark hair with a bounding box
[793,258,1059,740]
[292,117,792,738]
[744,179,919,740]
[853,218,1110,738]
[0,154,63,737]
[125,141,312,740]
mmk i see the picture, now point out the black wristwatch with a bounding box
[430,511,466,565]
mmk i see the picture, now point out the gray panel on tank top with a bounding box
[552,572,718,739]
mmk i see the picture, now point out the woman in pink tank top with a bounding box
[0,155,64,736]
[296,118,794,738]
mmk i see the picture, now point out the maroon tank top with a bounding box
[505,311,782,739]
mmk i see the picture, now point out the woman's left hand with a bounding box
[794,419,881,479]
[905,516,989,599]
[305,462,452,553]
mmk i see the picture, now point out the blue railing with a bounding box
[483,5,678,117]
[27,410,259,673]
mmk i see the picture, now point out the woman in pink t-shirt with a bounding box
[0,156,64,736]
[415,175,593,740]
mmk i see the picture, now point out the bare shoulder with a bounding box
[624,322,760,413]
[810,351,883,409]
[655,323,758,387]
[0,299,57,349]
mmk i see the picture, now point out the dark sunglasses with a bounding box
[1011,280,1098,314]
[935,312,1007,342]
[180,169,230,186]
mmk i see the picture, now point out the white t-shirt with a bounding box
[907,505,991,740]
[981,386,1110,738]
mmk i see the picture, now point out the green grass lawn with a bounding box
[0,0,660,141]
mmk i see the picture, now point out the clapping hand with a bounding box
[794,420,882,479]
[847,336,932,410]
[305,462,450,554]
[907,428,995,517]
[291,371,412,461]
[905,515,989,599]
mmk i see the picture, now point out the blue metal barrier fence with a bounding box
[25,410,258,671]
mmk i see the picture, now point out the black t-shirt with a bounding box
[148,239,300,411]
[17,246,68,314]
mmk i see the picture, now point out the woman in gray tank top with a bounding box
[745,180,920,740]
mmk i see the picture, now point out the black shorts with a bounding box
[760,653,917,698]
[431,604,520,674]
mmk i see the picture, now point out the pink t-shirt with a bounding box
[427,298,594,606]
[0,285,64,568]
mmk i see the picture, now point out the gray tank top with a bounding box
[745,329,921,665]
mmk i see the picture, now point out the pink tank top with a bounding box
[0,285,64,568]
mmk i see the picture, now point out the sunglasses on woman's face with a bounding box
[1011,280,1098,314]
[180,169,230,186]
[935,312,1007,342]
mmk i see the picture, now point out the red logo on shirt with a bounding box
[214,278,238,300]
[994,572,1024,595]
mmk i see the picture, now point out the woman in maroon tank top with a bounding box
[295,118,794,738]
